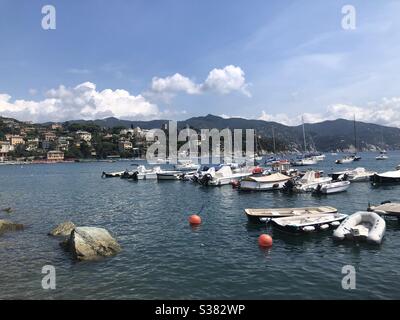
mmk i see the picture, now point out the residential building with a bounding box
[43,131,57,141]
[47,150,64,161]
[10,135,24,146]
[51,123,63,130]
[76,130,92,142]
[0,141,11,161]
[118,140,133,152]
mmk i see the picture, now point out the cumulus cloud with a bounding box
[0,82,160,122]
[259,97,400,127]
[151,65,251,97]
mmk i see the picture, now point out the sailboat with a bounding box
[376,128,388,160]
[291,117,317,166]
[351,115,361,161]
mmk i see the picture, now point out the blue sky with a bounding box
[1,0,400,126]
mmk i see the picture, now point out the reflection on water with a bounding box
[1,152,400,299]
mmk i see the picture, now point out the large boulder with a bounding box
[66,227,121,261]
[49,221,76,237]
[0,219,24,235]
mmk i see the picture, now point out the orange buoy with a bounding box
[258,234,273,247]
[189,214,202,225]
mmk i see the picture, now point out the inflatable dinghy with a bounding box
[333,211,386,244]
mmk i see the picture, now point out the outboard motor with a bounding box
[282,179,295,193]
[199,173,212,186]
[121,170,131,179]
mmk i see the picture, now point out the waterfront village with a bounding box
[0,117,162,163]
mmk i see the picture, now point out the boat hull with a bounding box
[239,179,287,191]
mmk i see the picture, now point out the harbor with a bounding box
[1,151,400,299]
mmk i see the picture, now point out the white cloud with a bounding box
[203,65,251,96]
[151,73,201,94]
[150,65,251,97]
[0,82,160,122]
[259,97,400,127]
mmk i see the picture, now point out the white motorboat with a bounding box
[371,170,400,184]
[239,173,291,191]
[330,167,376,182]
[174,160,200,171]
[244,206,338,223]
[335,156,354,164]
[198,165,252,186]
[376,151,388,160]
[333,211,386,244]
[312,154,326,161]
[292,157,318,166]
[136,165,161,180]
[314,180,351,194]
[369,202,400,217]
[294,170,332,192]
[101,170,125,178]
[272,213,347,233]
[396,164,400,170]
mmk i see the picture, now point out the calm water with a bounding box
[1,152,400,300]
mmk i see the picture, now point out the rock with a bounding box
[0,219,24,235]
[49,221,76,237]
[66,227,121,261]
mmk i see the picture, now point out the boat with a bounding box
[397,164,400,170]
[174,160,200,171]
[335,156,354,164]
[292,170,332,192]
[198,165,252,186]
[330,167,376,182]
[101,170,125,178]
[291,157,318,166]
[313,180,351,194]
[333,211,386,244]
[272,212,347,233]
[156,170,183,180]
[371,170,400,184]
[239,173,291,191]
[244,206,337,223]
[376,151,388,160]
[120,169,139,180]
[135,165,160,180]
[368,202,400,217]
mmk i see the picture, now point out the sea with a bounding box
[1,151,400,299]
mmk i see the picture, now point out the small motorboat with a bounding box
[272,213,347,233]
[368,202,400,217]
[292,170,332,192]
[174,160,201,171]
[244,206,337,223]
[371,170,400,184]
[291,157,318,166]
[239,172,291,191]
[335,156,354,164]
[376,151,388,160]
[351,154,362,161]
[347,167,376,182]
[156,170,182,180]
[333,211,386,244]
[136,165,160,180]
[198,165,252,186]
[101,170,125,178]
[120,170,139,180]
[313,180,351,194]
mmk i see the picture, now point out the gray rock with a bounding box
[49,221,76,237]
[0,219,24,235]
[66,227,121,261]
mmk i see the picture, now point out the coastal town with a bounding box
[0,116,157,163]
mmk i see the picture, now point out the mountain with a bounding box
[38,114,400,152]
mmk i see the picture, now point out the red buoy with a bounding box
[189,214,202,225]
[258,234,273,247]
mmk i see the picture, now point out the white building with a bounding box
[75,130,92,142]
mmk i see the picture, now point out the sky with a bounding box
[1,0,400,126]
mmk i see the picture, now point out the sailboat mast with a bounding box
[353,114,357,153]
[302,116,307,153]
[272,126,276,154]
